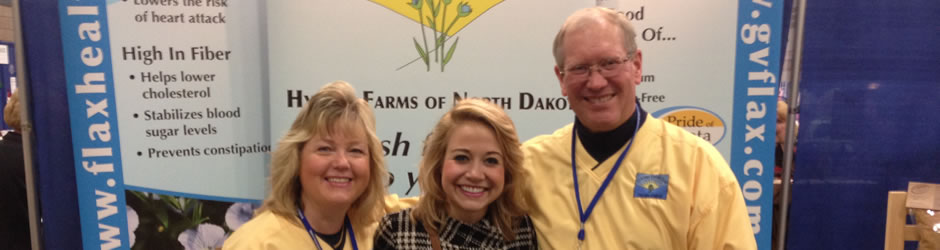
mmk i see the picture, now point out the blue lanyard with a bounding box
[571,105,641,247]
[296,207,358,250]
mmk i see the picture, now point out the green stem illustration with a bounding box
[444,15,461,36]
[418,3,430,71]
[440,1,448,70]
[427,0,439,63]
[402,0,471,72]
[440,12,464,72]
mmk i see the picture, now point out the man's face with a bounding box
[555,20,642,132]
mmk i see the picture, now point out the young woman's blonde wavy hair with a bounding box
[260,81,388,224]
[412,98,529,241]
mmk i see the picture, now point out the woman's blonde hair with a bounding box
[260,81,388,223]
[412,98,529,241]
[776,100,788,122]
[4,90,21,131]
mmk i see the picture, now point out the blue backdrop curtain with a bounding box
[786,1,940,249]
[19,1,83,249]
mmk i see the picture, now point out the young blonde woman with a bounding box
[373,99,537,250]
[224,81,413,250]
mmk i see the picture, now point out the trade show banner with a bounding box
[56,0,780,249]
[268,0,780,248]
[57,0,266,249]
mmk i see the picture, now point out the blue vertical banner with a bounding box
[731,0,783,249]
[53,0,268,248]
[57,1,130,249]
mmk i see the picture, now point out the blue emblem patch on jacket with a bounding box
[634,173,669,199]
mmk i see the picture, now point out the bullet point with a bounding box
[137,151,142,156]
[129,75,135,80]
[133,113,139,118]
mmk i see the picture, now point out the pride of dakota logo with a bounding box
[652,106,727,145]
[370,0,503,72]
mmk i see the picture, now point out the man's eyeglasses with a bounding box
[561,55,634,81]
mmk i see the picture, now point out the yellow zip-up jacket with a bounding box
[522,114,757,250]
[223,195,416,250]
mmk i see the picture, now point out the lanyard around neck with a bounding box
[296,207,358,250]
[571,105,641,247]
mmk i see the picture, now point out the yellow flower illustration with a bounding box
[370,0,503,71]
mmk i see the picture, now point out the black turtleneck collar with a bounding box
[575,101,647,163]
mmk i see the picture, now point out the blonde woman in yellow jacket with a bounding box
[224,81,414,250]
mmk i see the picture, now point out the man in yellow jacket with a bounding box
[522,7,757,250]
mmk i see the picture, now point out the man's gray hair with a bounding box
[552,7,638,68]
